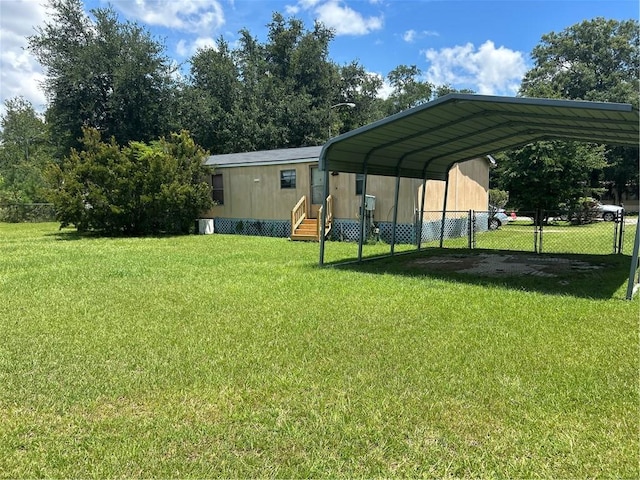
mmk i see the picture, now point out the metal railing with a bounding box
[422,209,632,256]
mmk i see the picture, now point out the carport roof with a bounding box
[319,94,639,181]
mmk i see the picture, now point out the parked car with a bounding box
[559,199,624,224]
[595,202,624,221]
[488,207,511,230]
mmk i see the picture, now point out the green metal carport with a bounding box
[317,93,639,295]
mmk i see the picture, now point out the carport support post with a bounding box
[625,220,640,300]
[319,168,330,267]
[417,177,427,250]
[391,173,401,254]
[439,173,450,248]
[357,165,369,262]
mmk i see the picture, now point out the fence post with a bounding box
[468,210,472,249]
[612,214,619,254]
[616,211,625,254]
[539,212,544,254]
[532,209,544,254]
[533,210,539,253]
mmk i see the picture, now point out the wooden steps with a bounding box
[291,218,319,241]
[290,195,333,242]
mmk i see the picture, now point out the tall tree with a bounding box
[231,28,287,151]
[183,12,345,152]
[0,97,52,203]
[433,84,475,98]
[180,38,240,153]
[28,0,176,156]
[519,17,639,203]
[384,65,434,115]
[495,141,607,218]
[335,61,385,134]
[521,18,639,105]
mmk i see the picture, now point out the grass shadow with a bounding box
[46,229,193,242]
[329,248,633,300]
[46,229,101,241]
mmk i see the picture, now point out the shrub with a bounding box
[46,128,213,234]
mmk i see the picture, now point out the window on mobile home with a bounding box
[280,169,296,189]
[211,174,224,205]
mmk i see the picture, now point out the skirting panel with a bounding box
[211,213,485,244]
[213,218,291,238]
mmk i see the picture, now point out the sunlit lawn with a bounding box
[425,217,638,255]
[0,222,637,478]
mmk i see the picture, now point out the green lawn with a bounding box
[1,223,638,478]
[420,217,637,255]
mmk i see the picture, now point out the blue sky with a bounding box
[1,0,638,117]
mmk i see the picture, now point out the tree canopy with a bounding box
[180,14,349,153]
[494,141,607,214]
[521,17,639,106]
[0,97,52,204]
[28,0,175,156]
[178,14,450,153]
[25,2,470,159]
[517,17,639,206]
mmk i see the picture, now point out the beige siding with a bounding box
[421,158,489,213]
[329,173,422,223]
[204,162,315,220]
[203,158,489,223]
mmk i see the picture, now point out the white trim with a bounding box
[208,158,318,169]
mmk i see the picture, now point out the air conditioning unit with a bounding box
[364,195,376,211]
[198,218,214,234]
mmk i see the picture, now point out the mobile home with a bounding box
[202,146,491,243]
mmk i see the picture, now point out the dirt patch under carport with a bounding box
[408,253,605,278]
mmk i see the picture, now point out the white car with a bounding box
[596,203,624,221]
[488,207,511,230]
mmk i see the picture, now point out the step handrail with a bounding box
[318,195,333,239]
[326,195,333,224]
[291,195,307,236]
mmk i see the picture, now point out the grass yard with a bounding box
[427,217,637,256]
[0,222,638,478]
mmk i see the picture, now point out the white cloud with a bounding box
[403,29,416,43]
[108,0,225,35]
[0,0,49,118]
[289,0,383,36]
[285,5,300,14]
[316,1,383,35]
[403,29,439,43]
[300,0,323,7]
[424,40,527,96]
[376,75,394,100]
[176,37,217,57]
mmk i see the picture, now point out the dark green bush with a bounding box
[46,128,213,235]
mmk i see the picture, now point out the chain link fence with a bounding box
[419,209,634,256]
[0,203,56,223]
